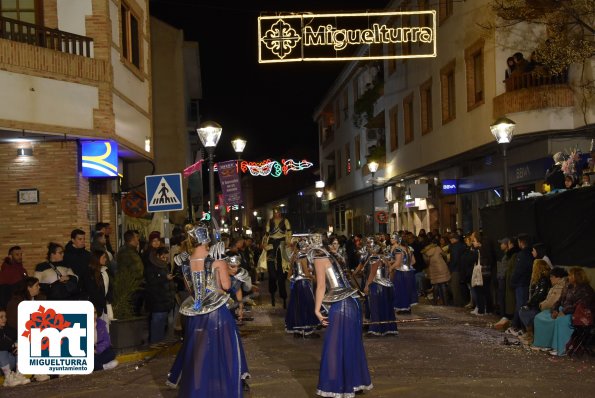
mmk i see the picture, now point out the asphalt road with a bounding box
[3,293,594,397]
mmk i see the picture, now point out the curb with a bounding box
[116,341,181,365]
[0,341,181,386]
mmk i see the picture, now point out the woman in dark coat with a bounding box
[84,250,114,323]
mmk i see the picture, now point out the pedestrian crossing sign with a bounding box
[145,173,184,212]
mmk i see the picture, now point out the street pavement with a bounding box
[3,291,595,397]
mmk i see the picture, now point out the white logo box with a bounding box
[18,300,95,374]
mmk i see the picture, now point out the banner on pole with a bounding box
[218,160,243,206]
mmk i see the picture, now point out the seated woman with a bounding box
[0,308,30,387]
[532,267,594,355]
[94,308,118,371]
[518,260,551,345]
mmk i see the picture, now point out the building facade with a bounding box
[0,0,152,268]
[314,0,594,237]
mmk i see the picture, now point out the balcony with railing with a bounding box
[493,70,573,117]
[0,15,93,57]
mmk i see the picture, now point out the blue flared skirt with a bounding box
[368,282,398,336]
[174,306,249,398]
[285,278,319,334]
[392,269,418,311]
[317,297,373,398]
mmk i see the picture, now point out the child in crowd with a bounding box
[94,308,118,371]
[0,308,30,387]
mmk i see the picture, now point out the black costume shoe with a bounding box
[242,379,250,392]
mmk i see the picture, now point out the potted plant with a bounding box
[110,266,149,351]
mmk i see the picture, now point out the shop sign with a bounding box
[81,140,119,178]
[441,179,458,195]
[258,11,437,63]
[508,158,553,184]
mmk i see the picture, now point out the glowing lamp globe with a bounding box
[232,138,247,154]
[490,117,516,144]
[197,121,222,148]
[368,161,379,173]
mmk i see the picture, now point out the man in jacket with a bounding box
[116,230,144,315]
[509,233,533,334]
[64,229,91,299]
[0,246,28,307]
[448,234,466,307]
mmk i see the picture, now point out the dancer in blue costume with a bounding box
[358,238,398,336]
[310,234,373,398]
[285,237,320,337]
[165,225,249,397]
[389,234,418,313]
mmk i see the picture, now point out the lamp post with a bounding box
[197,121,222,222]
[490,117,516,202]
[368,160,379,234]
[231,138,247,235]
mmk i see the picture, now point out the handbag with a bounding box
[471,254,483,287]
[572,302,593,327]
[257,249,268,273]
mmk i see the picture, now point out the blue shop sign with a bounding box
[81,140,119,178]
[508,157,554,184]
[441,179,458,195]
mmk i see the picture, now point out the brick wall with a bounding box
[0,141,91,274]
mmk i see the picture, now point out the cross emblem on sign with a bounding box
[261,19,301,59]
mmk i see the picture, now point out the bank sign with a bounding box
[258,11,436,63]
[18,301,94,374]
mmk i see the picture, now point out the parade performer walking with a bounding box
[262,207,292,308]
[359,238,398,336]
[389,234,418,313]
[310,234,373,397]
[166,225,249,396]
[285,238,319,337]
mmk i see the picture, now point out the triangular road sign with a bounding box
[145,173,184,212]
[149,177,181,206]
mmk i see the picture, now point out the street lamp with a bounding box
[490,117,516,202]
[197,121,222,222]
[368,160,379,234]
[231,137,247,235]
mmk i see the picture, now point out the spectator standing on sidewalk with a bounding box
[508,233,533,335]
[0,246,28,308]
[145,247,175,343]
[116,230,145,316]
[95,222,115,256]
[447,233,466,307]
[64,229,91,299]
[84,250,114,326]
[91,232,116,273]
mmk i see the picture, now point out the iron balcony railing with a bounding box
[0,15,93,57]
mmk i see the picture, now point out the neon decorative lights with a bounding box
[211,159,313,177]
[240,159,313,177]
[258,11,437,63]
[81,141,119,178]
[261,19,301,59]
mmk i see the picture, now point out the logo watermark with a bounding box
[18,301,95,374]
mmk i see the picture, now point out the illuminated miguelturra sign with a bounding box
[258,11,436,63]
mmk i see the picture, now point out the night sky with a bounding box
[149,0,389,163]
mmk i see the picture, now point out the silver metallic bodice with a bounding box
[310,247,358,304]
[180,256,230,316]
[373,260,393,287]
[393,246,413,271]
[290,253,310,281]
